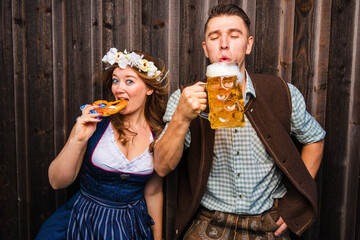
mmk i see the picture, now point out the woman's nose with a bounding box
[115,82,125,92]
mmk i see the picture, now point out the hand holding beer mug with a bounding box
[205,62,245,129]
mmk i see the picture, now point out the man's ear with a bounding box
[202,41,209,58]
[246,36,254,55]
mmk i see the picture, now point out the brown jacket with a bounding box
[174,74,318,239]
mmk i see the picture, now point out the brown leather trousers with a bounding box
[182,201,291,240]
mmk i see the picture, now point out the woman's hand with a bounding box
[73,104,103,143]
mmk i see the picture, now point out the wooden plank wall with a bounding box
[0,0,359,239]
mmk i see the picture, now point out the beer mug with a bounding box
[205,62,245,129]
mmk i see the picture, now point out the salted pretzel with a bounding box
[92,99,127,116]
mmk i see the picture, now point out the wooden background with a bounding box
[0,0,359,239]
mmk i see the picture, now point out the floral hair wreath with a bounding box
[102,48,168,82]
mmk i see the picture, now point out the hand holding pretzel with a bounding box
[75,99,127,142]
[91,99,127,116]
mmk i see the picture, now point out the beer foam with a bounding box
[206,62,241,78]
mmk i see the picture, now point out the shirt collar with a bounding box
[244,70,256,101]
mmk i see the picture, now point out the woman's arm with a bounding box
[48,105,102,189]
[144,173,163,240]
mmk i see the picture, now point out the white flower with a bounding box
[118,57,129,69]
[127,52,142,68]
[102,47,166,82]
[102,48,118,65]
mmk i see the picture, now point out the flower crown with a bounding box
[102,48,166,82]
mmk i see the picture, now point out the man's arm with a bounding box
[301,139,325,179]
[154,82,207,177]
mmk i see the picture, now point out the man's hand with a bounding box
[176,82,207,122]
[275,217,288,237]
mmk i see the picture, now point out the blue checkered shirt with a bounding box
[159,71,325,214]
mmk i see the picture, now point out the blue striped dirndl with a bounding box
[66,190,154,240]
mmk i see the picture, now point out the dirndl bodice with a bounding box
[35,117,155,240]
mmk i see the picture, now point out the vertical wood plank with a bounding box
[292,0,315,96]
[167,0,181,92]
[65,0,93,125]
[102,0,117,50]
[321,0,359,239]
[129,0,142,51]
[102,0,141,66]
[179,0,209,86]
[141,0,168,59]
[345,1,360,239]
[91,0,104,101]
[242,0,257,73]
[64,0,93,199]
[0,0,18,239]
[12,0,30,239]
[52,0,68,211]
[103,0,134,51]
[24,1,55,237]
[356,2,360,231]
[163,2,181,237]
[278,0,295,82]
[254,0,282,75]
[358,177,360,239]
[309,0,331,125]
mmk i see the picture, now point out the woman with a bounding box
[35,48,168,240]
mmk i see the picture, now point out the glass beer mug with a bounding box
[205,62,245,129]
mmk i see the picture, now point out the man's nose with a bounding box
[220,36,229,50]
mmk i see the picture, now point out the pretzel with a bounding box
[92,99,127,116]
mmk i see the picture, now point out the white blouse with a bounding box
[91,123,154,174]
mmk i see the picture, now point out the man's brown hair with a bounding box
[204,3,251,34]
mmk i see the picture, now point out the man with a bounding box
[154,3,325,239]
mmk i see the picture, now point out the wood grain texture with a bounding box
[0,0,18,239]
[12,0,30,239]
[254,0,282,75]
[309,0,331,126]
[321,0,359,239]
[25,1,55,237]
[0,1,359,239]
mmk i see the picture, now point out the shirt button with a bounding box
[237,173,240,177]
[234,129,238,133]
[239,194,242,198]
[236,151,239,155]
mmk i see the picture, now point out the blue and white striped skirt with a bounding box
[35,190,154,240]
[67,190,154,240]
